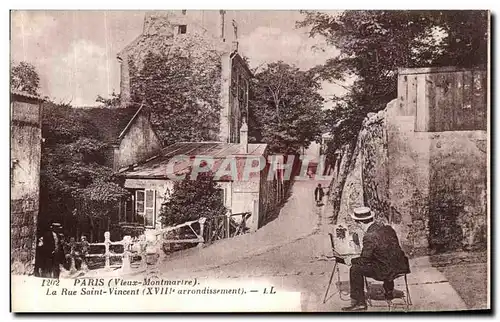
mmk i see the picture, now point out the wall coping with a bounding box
[398,66,486,76]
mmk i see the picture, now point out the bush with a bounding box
[160,172,227,227]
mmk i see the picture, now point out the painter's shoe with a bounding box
[341,301,368,312]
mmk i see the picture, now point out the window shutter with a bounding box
[135,190,145,221]
[217,188,225,206]
[144,189,156,228]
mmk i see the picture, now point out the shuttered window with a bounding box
[135,190,145,225]
[144,189,156,228]
[217,188,225,206]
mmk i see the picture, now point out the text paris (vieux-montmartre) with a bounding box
[41,278,277,297]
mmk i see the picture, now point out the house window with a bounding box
[135,190,145,225]
[144,189,156,228]
[119,194,135,223]
[120,189,156,227]
[178,25,187,34]
[217,188,226,206]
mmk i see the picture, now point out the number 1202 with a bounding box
[41,279,59,287]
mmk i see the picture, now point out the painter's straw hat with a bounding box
[351,207,374,221]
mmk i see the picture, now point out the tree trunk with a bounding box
[88,215,94,242]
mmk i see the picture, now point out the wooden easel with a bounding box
[323,232,360,303]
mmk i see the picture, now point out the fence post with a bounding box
[81,238,89,272]
[206,219,212,244]
[140,235,147,269]
[121,236,132,273]
[198,217,206,248]
[104,231,111,270]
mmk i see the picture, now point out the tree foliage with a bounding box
[11,61,41,95]
[128,33,223,146]
[249,61,325,154]
[160,172,227,227]
[297,10,489,148]
[40,102,129,233]
[96,90,121,108]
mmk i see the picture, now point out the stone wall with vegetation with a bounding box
[331,99,487,256]
[121,24,225,146]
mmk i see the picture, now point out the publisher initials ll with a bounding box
[263,286,276,294]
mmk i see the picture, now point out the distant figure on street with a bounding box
[314,183,325,206]
[40,222,65,279]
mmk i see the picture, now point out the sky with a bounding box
[10,10,344,106]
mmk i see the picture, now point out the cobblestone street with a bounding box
[122,180,488,312]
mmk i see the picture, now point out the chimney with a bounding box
[240,118,248,154]
[219,10,226,41]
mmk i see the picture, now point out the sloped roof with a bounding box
[231,51,254,78]
[118,104,145,140]
[75,106,142,144]
[11,90,44,101]
[119,142,268,180]
[117,34,145,59]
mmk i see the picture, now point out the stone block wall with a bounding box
[333,97,487,255]
[386,97,487,254]
[11,198,39,274]
[386,99,433,252]
[337,132,364,230]
[427,131,487,252]
[11,95,42,275]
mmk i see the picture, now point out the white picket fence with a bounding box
[68,217,207,273]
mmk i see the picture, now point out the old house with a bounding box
[117,10,253,143]
[11,91,43,275]
[77,104,162,171]
[116,122,287,235]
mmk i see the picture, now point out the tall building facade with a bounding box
[117,10,252,143]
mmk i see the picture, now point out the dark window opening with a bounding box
[181,10,187,15]
[119,189,156,227]
[178,25,187,34]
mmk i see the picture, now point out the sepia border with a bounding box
[4,0,497,320]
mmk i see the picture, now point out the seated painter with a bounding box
[342,207,410,312]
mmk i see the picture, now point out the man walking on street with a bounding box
[314,183,325,206]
